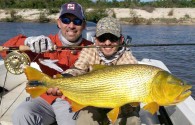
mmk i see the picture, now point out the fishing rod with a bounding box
[56,43,195,49]
[1,43,195,52]
[0,43,195,75]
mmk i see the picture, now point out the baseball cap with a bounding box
[59,2,85,20]
[96,17,121,38]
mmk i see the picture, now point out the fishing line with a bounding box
[54,43,195,50]
[0,70,8,118]
[0,84,26,118]
[125,43,195,47]
[1,43,195,51]
[19,24,25,34]
[31,53,41,62]
[0,26,29,119]
[132,50,195,53]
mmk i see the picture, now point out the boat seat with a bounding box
[140,108,161,125]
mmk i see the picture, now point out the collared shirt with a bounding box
[0,34,92,77]
[64,47,138,76]
[0,34,93,104]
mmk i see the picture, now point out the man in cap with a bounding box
[0,2,92,125]
[62,17,141,125]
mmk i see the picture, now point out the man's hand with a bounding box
[24,35,53,53]
[46,87,63,96]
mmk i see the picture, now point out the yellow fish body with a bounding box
[24,64,191,123]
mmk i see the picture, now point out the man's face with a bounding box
[57,14,86,43]
[95,33,123,57]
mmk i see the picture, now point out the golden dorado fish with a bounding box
[24,64,191,123]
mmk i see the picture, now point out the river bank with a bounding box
[0,8,195,25]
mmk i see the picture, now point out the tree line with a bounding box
[0,0,194,9]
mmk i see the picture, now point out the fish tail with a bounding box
[24,66,47,81]
[24,66,50,98]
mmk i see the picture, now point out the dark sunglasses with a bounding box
[97,34,120,43]
[60,17,83,26]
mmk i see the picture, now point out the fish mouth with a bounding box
[175,85,192,103]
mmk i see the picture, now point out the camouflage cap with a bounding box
[96,17,121,37]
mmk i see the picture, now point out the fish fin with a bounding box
[67,98,86,112]
[130,102,140,107]
[54,73,64,78]
[24,66,49,81]
[24,66,51,98]
[26,86,47,98]
[107,107,119,124]
[143,102,159,114]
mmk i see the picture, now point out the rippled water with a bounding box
[0,22,195,99]
[122,25,195,99]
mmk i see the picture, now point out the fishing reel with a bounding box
[4,51,31,75]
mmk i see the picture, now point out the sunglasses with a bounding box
[60,17,83,26]
[97,34,120,43]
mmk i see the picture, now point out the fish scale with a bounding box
[44,64,161,107]
[25,64,192,122]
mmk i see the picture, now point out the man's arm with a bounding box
[47,48,92,96]
[0,34,26,58]
[24,35,53,53]
[62,48,92,76]
[0,34,53,58]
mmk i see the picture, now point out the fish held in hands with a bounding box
[24,64,191,123]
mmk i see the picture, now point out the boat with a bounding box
[0,21,95,125]
[1,22,195,125]
[1,58,195,125]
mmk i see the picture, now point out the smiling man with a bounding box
[57,3,85,43]
[63,17,141,125]
[0,2,93,125]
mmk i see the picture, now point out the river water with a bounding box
[0,22,195,99]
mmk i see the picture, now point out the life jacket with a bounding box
[0,34,93,104]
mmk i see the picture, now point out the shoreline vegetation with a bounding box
[0,8,195,25]
[0,0,195,25]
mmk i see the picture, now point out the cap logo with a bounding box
[67,4,75,10]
